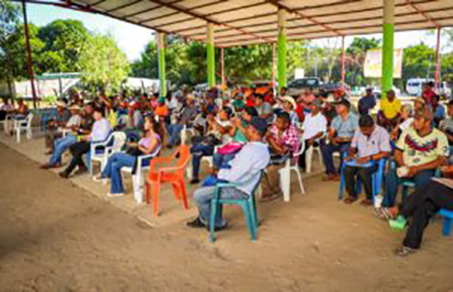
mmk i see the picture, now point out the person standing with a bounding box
[358,88,376,115]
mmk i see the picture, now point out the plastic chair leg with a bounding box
[242,202,257,241]
[180,180,189,210]
[305,146,313,173]
[279,167,291,202]
[171,183,181,201]
[210,200,218,242]
[293,168,305,194]
[132,173,144,203]
[152,182,161,217]
[443,217,451,236]
[338,169,345,200]
[251,195,259,227]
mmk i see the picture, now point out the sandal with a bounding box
[395,246,416,257]
[343,197,357,204]
[261,194,279,202]
[360,199,373,206]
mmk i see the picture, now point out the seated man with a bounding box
[254,94,273,123]
[189,107,233,184]
[262,112,300,201]
[187,117,270,230]
[321,99,358,181]
[343,115,390,206]
[393,107,448,191]
[388,172,453,256]
[167,94,197,148]
[59,107,112,178]
[439,100,453,161]
[377,89,401,131]
[40,103,92,169]
[298,99,327,170]
[44,101,70,152]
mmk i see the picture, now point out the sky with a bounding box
[27,3,445,62]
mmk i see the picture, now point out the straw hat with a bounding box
[281,96,296,109]
[55,101,66,108]
[69,104,80,111]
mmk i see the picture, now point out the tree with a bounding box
[38,19,90,72]
[79,33,130,95]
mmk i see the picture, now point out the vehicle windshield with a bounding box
[289,78,318,88]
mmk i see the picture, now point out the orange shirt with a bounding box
[155,105,169,117]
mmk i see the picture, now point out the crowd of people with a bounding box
[1,80,452,256]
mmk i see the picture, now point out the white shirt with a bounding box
[218,141,270,195]
[302,112,327,140]
[66,114,82,128]
[90,118,112,142]
[399,118,413,132]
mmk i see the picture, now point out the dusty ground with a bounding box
[0,139,453,292]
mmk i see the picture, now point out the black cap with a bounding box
[249,117,268,136]
[338,98,351,109]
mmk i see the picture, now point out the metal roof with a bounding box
[55,0,453,47]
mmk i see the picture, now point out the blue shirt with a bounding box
[358,95,376,115]
[331,113,359,139]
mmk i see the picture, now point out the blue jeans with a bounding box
[101,152,136,194]
[167,124,184,146]
[49,134,77,165]
[190,143,215,179]
[194,186,248,227]
[320,142,350,175]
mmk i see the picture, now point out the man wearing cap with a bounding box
[378,89,401,131]
[167,94,198,148]
[299,99,327,170]
[358,88,376,115]
[44,101,70,152]
[187,117,270,230]
[393,108,449,191]
[321,99,359,181]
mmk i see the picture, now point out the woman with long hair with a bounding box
[95,115,161,197]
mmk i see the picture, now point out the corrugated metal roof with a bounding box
[66,0,453,47]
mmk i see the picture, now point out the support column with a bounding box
[156,32,166,98]
[435,26,441,88]
[21,0,38,108]
[277,9,287,90]
[220,47,225,87]
[341,36,345,89]
[207,23,216,88]
[272,43,276,91]
[381,0,394,100]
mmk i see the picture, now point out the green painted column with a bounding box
[157,32,166,98]
[207,23,216,88]
[381,0,394,100]
[277,9,287,90]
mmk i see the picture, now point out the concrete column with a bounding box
[156,32,166,98]
[277,9,287,89]
[435,26,441,88]
[207,23,215,88]
[381,0,394,100]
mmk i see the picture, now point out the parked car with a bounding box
[286,77,348,97]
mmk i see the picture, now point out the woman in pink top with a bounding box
[95,116,161,196]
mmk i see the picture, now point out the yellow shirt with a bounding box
[380,99,401,119]
[106,111,118,129]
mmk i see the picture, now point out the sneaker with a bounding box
[74,166,88,175]
[59,171,69,179]
[395,246,417,257]
[107,192,124,198]
[189,178,200,185]
[206,222,228,232]
[186,217,206,229]
[389,215,407,231]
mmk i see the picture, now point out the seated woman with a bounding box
[95,115,161,197]
[387,166,453,256]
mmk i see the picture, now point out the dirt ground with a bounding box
[0,142,452,292]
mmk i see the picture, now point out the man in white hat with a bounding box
[280,96,299,126]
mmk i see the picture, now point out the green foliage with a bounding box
[79,33,130,95]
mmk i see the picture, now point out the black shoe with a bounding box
[166,145,173,149]
[59,171,69,179]
[190,178,200,185]
[186,217,206,229]
[207,222,228,232]
[74,166,88,175]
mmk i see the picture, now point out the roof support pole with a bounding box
[207,23,216,88]
[21,0,38,108]
[341,36,345,89]
[220,47,225,88]
[156,32,167,98]
[381,0,394,100]
[272,43,276,91]
[277,9,287,90]
[434,26,441,89]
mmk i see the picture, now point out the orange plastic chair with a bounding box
[145,145,191,217]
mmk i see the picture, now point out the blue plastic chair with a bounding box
[210,172,263,242]
[438,208,453,236]
[338,155,387,203]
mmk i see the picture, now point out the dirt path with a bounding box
[0,143,452,292]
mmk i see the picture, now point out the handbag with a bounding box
[217,142,244,155]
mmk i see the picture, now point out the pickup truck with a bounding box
[286,77,347,97]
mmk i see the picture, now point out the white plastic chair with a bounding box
[90,132,127,176]
[14,113,33,143]
[278,138,306,202]
[305,133,326,173]
[180,124,195,145]
[121,144,162,203]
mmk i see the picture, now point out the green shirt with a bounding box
[233,121,249,143]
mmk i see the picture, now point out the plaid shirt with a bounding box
[269,124,301,154]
